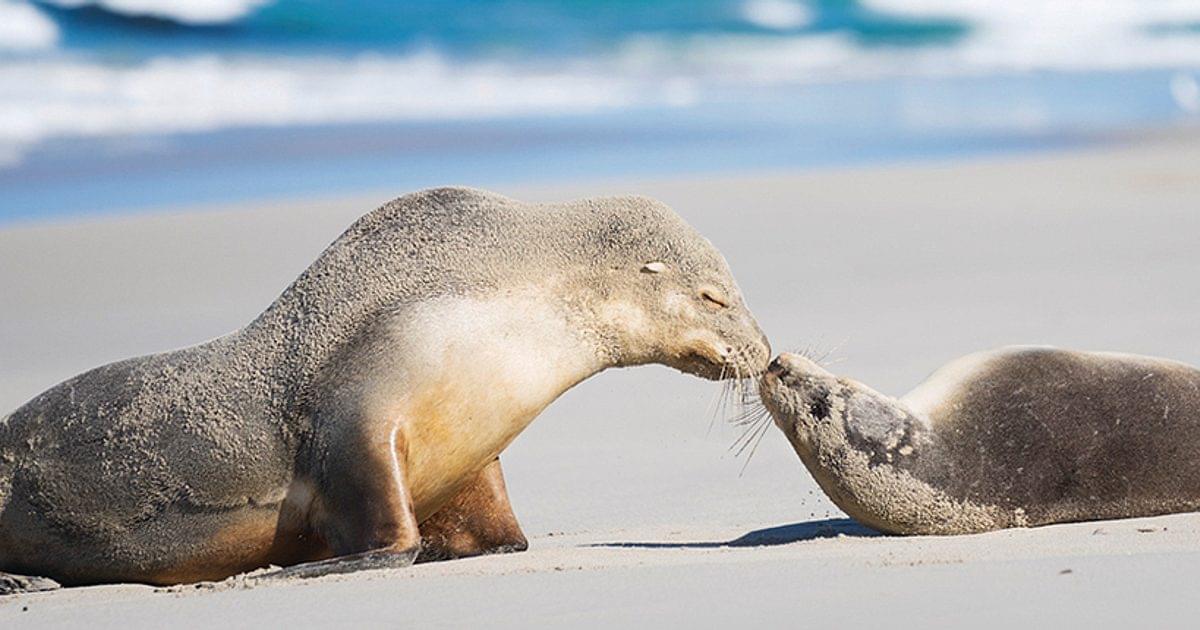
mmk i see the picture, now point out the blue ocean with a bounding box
[1,0,1199,221]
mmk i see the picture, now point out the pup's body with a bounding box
[760,347,1200,534]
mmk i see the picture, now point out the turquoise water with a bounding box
[1,1,1199,221]
[43,0,969,55]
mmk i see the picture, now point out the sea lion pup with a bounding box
[0,187,769,592]
[758,347,1200,535]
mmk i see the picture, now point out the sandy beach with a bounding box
[2,135,1199,627]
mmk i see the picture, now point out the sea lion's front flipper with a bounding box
[416,457,528,563]
[266,417,422,581]
[253,547,420,581]
[0,572,60,595]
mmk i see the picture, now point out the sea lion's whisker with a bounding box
[728,364,744,418]
[740,373,760,407]
[731,362,743,412]
[706,364,731,434]
[718,348,766,426]
[719,377,734,419]
[715,367,733,413]
[717,346,774,467]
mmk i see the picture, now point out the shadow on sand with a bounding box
[588,518,881,549]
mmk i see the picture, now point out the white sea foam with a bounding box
[863,0,1200,25]
[615,27,1200,85]
[40,0,271,24]
[740,0,811,30]
[862,0,1200,72]
[0,51,699,166]
[0,1,59,51]
[3,0,1200,168]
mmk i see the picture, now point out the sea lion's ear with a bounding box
[641,261,669,274]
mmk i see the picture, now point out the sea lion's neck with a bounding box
[399,292,604,515]
[227,195,579,390]
[234,248,605,412]
[231,236,435,407]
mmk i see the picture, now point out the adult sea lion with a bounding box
[0,187,769,592]
[758,346,1200,535]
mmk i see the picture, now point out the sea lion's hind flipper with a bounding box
[0,572,60,595]
[251,547,419,581]
[416,457,528,563]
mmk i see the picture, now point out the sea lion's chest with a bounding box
[379,295,595,519]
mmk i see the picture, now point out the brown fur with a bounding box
[417,459,528,562]
[761,347,1200,535]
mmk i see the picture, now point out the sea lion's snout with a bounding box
[725,326,772,377]
[722,307,772,376]
[705,324,771,381]
[662,299,770,381]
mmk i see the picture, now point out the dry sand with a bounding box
[1,135,1199,627]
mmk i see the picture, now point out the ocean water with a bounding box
[1,0,1199,221]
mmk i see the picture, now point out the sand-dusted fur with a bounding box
[0,187,769,591]
[760,347,1200,535]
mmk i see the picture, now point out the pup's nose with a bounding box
[767,355,787,376]
[768,352,834,380]
[766,352,812,377]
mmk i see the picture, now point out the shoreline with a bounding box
[4,67,1198,224]
[3,119,1196,231]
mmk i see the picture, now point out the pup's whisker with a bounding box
[738,416,774,476]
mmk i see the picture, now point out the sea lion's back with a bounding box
[0,349,296,579]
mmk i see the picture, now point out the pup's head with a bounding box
[567,195,770,381]
[758,352,840,432]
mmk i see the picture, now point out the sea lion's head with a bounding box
[758,352,841,434]
[564,195,770,381]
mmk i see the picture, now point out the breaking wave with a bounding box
[1,0,1198,165]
